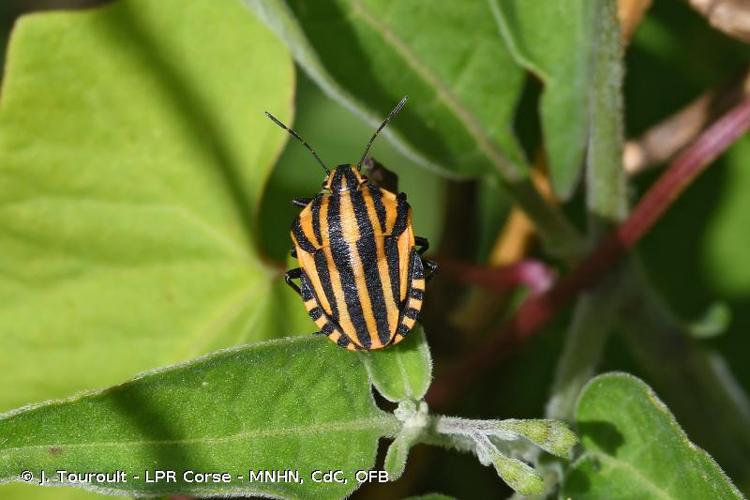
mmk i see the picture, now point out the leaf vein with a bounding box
[587,451,672,500]
[348,0,521,181]
[0,416,394,456]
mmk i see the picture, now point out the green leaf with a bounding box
[688,302,731,339]
[0,336,399,499]
[490,0,599,199]
[383,433,412,481]
[472,433,543,495]
[0,0,304,414]
[0,484,104,500]
[359,326,432,402]
[246,0,527,179]
[562,372,743,499]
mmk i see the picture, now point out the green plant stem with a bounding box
[547,0,627,421]
[545,273,624,421]
[619,270,750,493]
[584,0,627,232]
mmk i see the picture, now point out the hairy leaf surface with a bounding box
[562,373,742,499]
[0,337,398,499]
[491,0,601,198]
[359,326,432,402]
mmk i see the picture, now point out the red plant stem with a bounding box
[437,258,555,295]
[426,97,750,409]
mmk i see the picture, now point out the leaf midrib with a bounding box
[348,0,521,180]
[583,450,672,500]
[395,350,413,399]
[0,415,397,457]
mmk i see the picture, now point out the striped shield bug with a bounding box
[265,97,437,351]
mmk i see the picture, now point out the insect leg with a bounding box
[415,236,429,255]
[292,197,312,208]
[290,247,297,258]
[284,267,303,296]
[422,258,438,282]
[414,236,436,281]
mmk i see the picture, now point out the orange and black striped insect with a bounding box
[265,97,436,351]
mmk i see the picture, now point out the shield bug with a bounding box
[265,97,437,351]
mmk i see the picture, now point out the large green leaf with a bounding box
[0,0,304,415]
[247,0,527,179]
[490,0,599,199]
[562,373,742,499]
[0,336,398,499]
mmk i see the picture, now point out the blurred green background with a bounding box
[1,0,749,498]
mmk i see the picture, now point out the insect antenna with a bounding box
[357,96,408,169]
[265,112,330,174]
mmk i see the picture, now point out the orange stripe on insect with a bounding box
[340,191,382,349]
